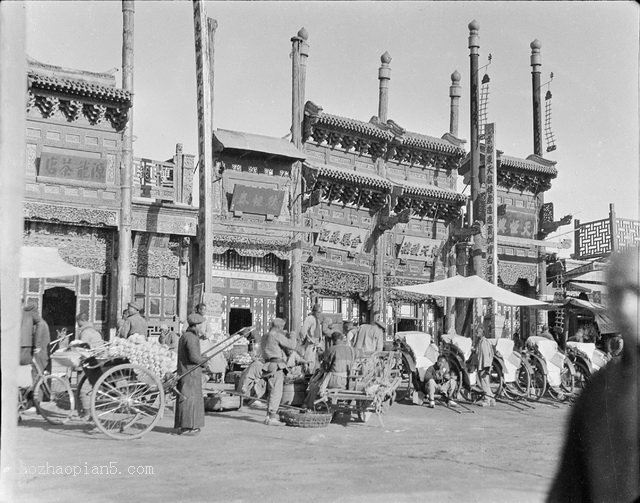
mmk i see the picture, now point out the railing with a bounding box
[133,158,175,200]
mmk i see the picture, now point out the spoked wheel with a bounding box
[33,375,75,425]
[90,364,165,440]
[526,354,547,402]
[489,360,505,398]
[548,360,576,401]
[504,360,533,401]
[572,360,590,391]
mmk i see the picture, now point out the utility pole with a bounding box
[372,52,392,325]
[193,0,215,297]
[531,39,547,327]
[0,3,26,499]
[117,0,134,321]
[289,28,308,333]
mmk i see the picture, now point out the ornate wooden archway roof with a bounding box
[460,151,558,194]
[303,101,465,172]
[28,72,132,107]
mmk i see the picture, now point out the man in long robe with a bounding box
[475,327,495,407]
[174,313,208,435]
[300,304,328,373]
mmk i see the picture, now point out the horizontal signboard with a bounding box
[398,237,442,264]
[39,152,107,183]
[230,184,285,216]
[497,210,538,239]
[315,222,367,254]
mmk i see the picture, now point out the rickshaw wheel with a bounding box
[90,363,165,440]
[33,374,75,425]
[526,354,547,402]
[572,360,590,390]
[504,359,532,401]
[548,360,576,401]
[489,360,505,397]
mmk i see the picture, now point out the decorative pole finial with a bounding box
[378,51,392,123]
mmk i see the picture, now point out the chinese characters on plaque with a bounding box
[230,184,285,216]
[39,152,107,183]
[315,223,367,254]
[397,237,442,265]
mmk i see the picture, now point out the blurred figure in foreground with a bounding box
[547,247,639,502]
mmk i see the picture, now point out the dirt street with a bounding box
[13,394,569,503]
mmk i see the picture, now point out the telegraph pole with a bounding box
[531,39,548,326]
[0,3,26,499]
[290,28,308,333]
[193,0,216,295]
[117,0,134,320]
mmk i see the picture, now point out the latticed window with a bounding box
[211,250,285,275]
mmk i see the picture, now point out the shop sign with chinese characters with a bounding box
[397,237,442,265]
[39,152,107,183]
[315,223,367,254]
[230,184,285,216]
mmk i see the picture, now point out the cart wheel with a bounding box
[548,360,576,401]
[90,364,165,440]
[526,354,547,402]
[33,375,75,425]
[572,360,590,391]
[504,360,532,401]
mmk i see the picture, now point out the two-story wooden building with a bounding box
[22,59,196,338]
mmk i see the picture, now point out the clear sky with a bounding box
[24,1,639,237]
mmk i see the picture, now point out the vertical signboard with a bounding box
[485,123,498,335]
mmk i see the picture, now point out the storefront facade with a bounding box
[22,60,196,339]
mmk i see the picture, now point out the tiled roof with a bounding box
[305,160,392,190]
[500,154,558,177]
[459,151,558,177]
[308,103,465,156]
[315,112,394,141]
[214,129,306,160]
[395,179,467,203]
[401,131,466,156]
[28,72,132,105]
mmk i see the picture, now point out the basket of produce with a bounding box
[278,409,333,428]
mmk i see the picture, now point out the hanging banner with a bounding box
[230,184,285,216]
[315,222,367,253]
[397,237,442,265]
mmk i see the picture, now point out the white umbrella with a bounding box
[392,274,548,307]
[20,246,93,278]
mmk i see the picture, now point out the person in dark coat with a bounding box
[23,304,50,373]
[547,247,639,502]
[174,313,208,435]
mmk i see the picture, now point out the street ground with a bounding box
[13,390,570,503]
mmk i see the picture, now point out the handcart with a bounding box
[42,326,255,440]
[312,350,403,425]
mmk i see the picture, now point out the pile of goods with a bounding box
[107,336,177,379]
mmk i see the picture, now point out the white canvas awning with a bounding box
[20,246,93,278]
[392,274,548,307]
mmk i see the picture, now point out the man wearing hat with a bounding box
[174,313,209,435]
[351,319,386,356]
[119,301,148,340]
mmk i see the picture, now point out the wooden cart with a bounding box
[314,350,403,424]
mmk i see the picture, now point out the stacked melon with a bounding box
[109,336,177,379]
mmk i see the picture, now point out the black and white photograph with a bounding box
[1,1,638,502]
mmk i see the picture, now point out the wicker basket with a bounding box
[278,409,333,428]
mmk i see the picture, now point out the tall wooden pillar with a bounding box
[193,0,215,294]
[117,0,134,318]
[0,2,26,498]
